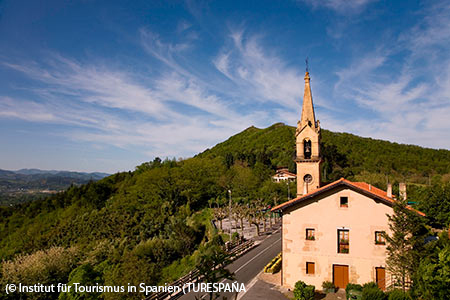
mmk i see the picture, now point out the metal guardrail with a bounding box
[144,240,255,300]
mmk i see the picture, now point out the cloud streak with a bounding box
[2,2,450,173]
[300,0,376,14]
[330,2,450,149]
[1,35,287,164]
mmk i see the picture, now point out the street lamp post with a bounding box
[228,189,232,242]
[287,181,290,200]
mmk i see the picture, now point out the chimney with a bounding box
[399,183,407,201]
[387,183,392,198]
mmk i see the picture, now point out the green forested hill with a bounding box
[199,122,450,187]
[1,123,450,300]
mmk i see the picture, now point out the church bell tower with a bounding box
[296,71,322,196]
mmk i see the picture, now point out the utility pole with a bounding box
[287,181,290,200]
[228,189,232,241]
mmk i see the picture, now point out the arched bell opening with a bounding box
[303,139,312,159]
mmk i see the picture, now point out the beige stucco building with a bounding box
[272,71,424,291]
[272,168,297,183]
[274,178,397,290]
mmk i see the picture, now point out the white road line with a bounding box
[234,237,281,274]
[192,228,281,300]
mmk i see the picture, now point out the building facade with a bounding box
[272,168,297,183]
[272,71,423,291]
[274,178,395,290]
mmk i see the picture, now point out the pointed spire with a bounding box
[300,71,316,129]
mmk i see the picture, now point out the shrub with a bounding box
[346,283,363,299]
[294,280,315,300]
[1,246,79,285]
[346,283,363,292]
[322,281,335,290]
[59,263,102,300]
[388,289,411,300]
[1,246,80,300]
[362,281,378,289]
[345,283,362,299]
[361,285,386,300]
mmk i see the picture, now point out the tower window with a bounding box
[303,174,313,184]
[340,197,348,207]
[304,140,312,159]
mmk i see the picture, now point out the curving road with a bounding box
[178,229,282,300]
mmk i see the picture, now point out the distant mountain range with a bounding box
[7,168,109,178]
[0,169,110,205]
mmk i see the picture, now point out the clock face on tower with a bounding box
[303,174,313,184]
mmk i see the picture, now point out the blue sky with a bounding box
[1,0,450,173]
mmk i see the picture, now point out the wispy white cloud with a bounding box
[0,39,268,163]
[0,97,56,122]
[4,0,449,173]
[300,0,376,14]
[1,26,326,165]
[2,57,173,120]
[330,2,450,149]
[213,30,304,109]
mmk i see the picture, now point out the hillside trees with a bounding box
[413,232,450,299]
[1,246,80,300]
[0,157,224,299]
[412,183,450,228]
[2,123,450,299]
[199,124,450,186]
[195,240,234,300]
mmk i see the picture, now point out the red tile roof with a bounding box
[274,169,297,177]
[272,169,297,177]
[271,177,425,216]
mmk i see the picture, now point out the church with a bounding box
[271,71,424,291]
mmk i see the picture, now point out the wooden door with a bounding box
[333,265,349,289]
[376,267,386,290]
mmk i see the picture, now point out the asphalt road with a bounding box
[178,229,282,300]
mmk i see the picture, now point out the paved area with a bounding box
[176,219,347,300]
[179,229,281,300]
[240,280,288,300]
[216,217,281,240]
[243,271,347,300]
[323,290,346,300]
[240,279,346,300]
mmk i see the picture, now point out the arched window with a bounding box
[304,139,312,159]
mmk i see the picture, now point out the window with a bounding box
[306,262,315,274]
[306,228,315,240]
[338,229,349,254]
[304,174,313,184]
[375,231,386,245]
[340,197,348,207]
